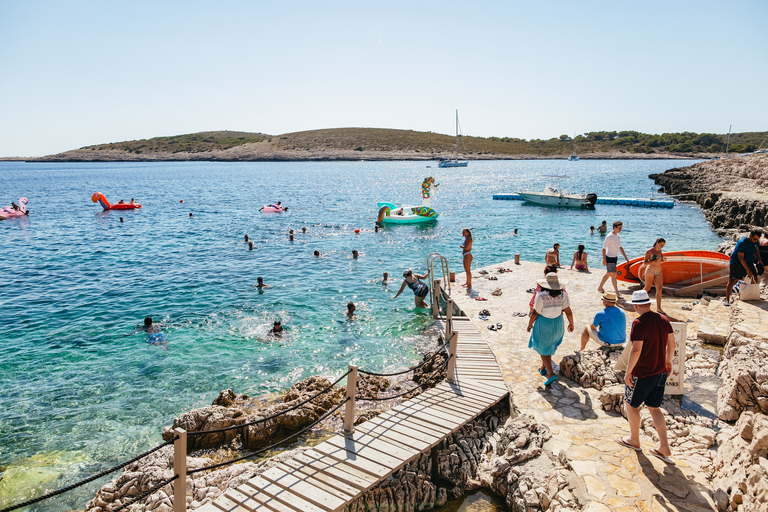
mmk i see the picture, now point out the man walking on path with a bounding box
[598,221,629,293]
[616,290,675,464]
[579,290,626,351]
[725,230,764,305]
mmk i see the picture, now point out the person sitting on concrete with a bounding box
[579,290,626,351]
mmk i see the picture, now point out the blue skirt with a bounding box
[528,314,564,356]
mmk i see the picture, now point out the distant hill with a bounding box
[26,128,768,162]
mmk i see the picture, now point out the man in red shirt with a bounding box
[616,290,676,463]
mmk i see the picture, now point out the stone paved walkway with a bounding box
[451,260,717,512]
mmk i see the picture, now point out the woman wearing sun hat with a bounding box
[527,273,575,385]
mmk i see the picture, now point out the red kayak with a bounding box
[91,192,142,210]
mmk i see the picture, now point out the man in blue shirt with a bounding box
[726,230,764,305]
[579,290,627,351]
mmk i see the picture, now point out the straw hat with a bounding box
[601,290,618,302]
[537,272,565,290]
[631,290,652,305]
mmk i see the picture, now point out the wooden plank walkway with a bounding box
[198,317,507,512]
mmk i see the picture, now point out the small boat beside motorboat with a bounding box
[1,197,29,218]
[516,176,596,208]
[377,177,440,225]
[91,193,142,210]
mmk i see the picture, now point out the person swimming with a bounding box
[352,250,359,259]
[256,276,271,289]
[313,250,320,257]
[270,321,283,334]
[142,317,167,346]
[346,302,356,319]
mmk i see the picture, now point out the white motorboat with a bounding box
[568,152,580,161]
[438,110,468,168]
[516,175,596,208]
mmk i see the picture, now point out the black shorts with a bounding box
[624,372,667,408]
[605,256,618,273]
[730,261,756,281]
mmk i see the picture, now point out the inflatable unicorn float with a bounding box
[91,193,142,210]
[377,177,439,225]
[1,197,29,219]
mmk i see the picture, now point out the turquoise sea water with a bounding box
[0,159,717,509]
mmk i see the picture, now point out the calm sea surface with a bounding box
[0,159,716,509]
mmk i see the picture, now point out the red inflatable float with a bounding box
[91,192,142,210]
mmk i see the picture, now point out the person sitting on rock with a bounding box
[579,290,626,351]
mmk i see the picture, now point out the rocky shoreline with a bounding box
[650,153,768,231]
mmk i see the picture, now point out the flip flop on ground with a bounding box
[649,448,675,464]
[615,437,641,451]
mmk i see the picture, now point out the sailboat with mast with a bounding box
[438,110,468,168]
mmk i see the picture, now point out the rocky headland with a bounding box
[650,153,768,231]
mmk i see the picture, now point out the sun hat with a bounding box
[403,268,413,277]
[630,290,652,305]
[602,290,618,302]
[536,272,565,290]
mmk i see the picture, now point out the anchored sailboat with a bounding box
[438,110,468,168]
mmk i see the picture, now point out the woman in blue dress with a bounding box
[393,268,431,308]
[526,273,574,385]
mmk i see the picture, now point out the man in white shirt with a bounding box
[598,221,629,293]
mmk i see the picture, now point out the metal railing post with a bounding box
[343,365,358,435]
[446,299,453,341]
[432,278,441,319]
[173,428,187,512]
[446,332,458,382]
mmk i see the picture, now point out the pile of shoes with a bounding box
[478,309,491,320]
[488,323,503,331]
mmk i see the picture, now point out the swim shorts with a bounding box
[605,256,618,273]
[624,372,667,408]
[729,261,755,281]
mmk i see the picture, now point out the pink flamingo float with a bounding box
[1,197,29,219]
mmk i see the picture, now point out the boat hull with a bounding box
[438,160,468,168]
[380,213,439,225]
[617,251,730,283]
[517,192,591,208]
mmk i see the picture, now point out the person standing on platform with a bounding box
[598,221,629,294]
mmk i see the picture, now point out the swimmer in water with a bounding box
[382,272,388,285]
[142,317,167,347]
[302,226,307,233]
[352,249,359,259]
[256,276,271,289]
[313,250,320,257]
[346,302,356,319]
[244,234,249,242]
[270,321,283,334]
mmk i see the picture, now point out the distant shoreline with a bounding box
[1,152,702,163]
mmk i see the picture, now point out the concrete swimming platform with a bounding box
[493,194,675,208]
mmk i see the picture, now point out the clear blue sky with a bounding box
[1,0,766,157]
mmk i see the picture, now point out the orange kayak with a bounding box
[617,251,729,283]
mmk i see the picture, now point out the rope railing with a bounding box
[357,345,448,377]
[187,397,350,475]
[111,475,179,512]
[187,368,352,437]
[0,437,177,512]
[355,354,452,402]
[2,295,461,512]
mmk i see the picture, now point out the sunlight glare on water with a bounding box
[0,159,716,510]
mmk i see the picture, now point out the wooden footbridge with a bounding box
[197,302,508,512]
